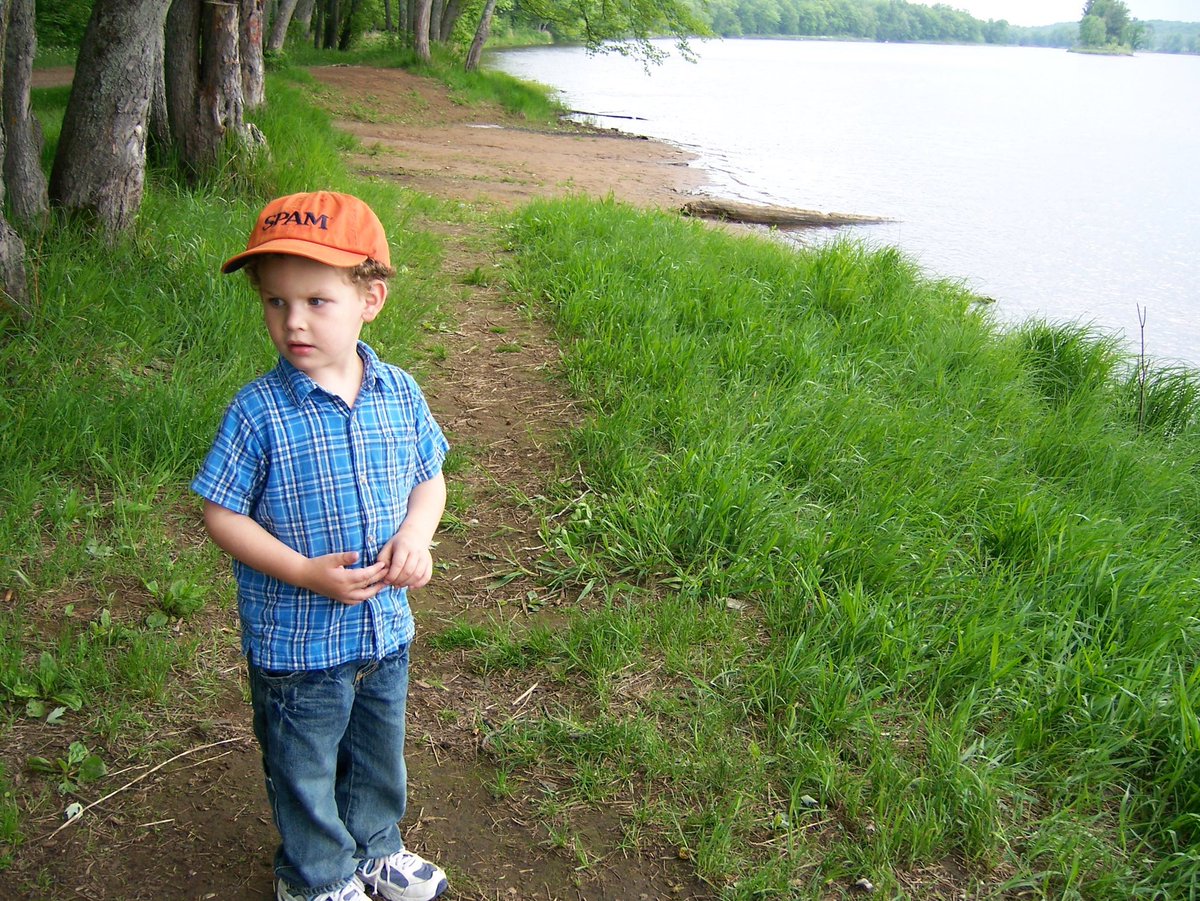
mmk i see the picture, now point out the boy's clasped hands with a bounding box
[304,532,434,605]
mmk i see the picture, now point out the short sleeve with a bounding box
[191,400,267,515]
[406,372,448,484]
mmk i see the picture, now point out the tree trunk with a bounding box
[147,29,172,158]
[3,0,46,224]
[337,0,359,50]
[439,0,463,41]
[464,0,497,71]
[267,0,299,51]
[429,0,443,43]
[0,0,28,319]
[413,0,431,61]
[165,0,261,177]
[383,0,392,33]
[240,0,265,108]
[165,0,202,166]
[322,0,338,49]
[49,0,171,232]
[294,0,316,37]
[199,0,247,162]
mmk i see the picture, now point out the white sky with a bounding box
[947,0,1200,25]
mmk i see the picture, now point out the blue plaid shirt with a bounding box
[191,342,448,671]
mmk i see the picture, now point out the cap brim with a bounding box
[221,238,370,274]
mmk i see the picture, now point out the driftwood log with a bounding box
[681,197,891,229]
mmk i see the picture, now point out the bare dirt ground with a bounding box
[3,66,716,900]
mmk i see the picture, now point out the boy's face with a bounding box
[255,255,386,385]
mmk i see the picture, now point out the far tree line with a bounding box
[689,0,1197,53]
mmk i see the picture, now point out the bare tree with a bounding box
[3,0,46,224]
[49,0,172,232]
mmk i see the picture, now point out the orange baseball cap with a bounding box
[221,190,391,273]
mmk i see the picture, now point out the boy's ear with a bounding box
[361,279,388,322]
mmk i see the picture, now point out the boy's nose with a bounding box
[285,303,307,330]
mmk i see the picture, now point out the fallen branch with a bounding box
[681,197,892,229]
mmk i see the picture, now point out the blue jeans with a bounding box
[249,647,410,897]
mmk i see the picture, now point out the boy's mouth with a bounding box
[288,342,315,355]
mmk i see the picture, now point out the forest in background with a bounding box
[35,0,1200,58]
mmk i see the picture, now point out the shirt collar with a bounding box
[275,341,380,407]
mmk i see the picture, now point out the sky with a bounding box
[946,0,1200,26]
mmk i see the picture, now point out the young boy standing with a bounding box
[192,191,449,901]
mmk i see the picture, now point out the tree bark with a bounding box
[267,0,299,50]
[383,0,392,33]
[147,29,172,157]
[337,0,359,50]
[3,0,46,224]
[294,0,316,36]
[413,0,431,61]
[165,0,202,166]
[49,0,171,232]
[200,0,247,161]
[322,0,338,49]
[429,0,443,43]
[439,0,463,41]
[0,0,27,319]
[165,0,261,177]
[240,0,265,108]
[464,0,497,71]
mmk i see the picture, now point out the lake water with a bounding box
[492,40,1200,368]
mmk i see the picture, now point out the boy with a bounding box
[192,191,449,901]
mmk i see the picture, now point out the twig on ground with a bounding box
[42,737,243,841]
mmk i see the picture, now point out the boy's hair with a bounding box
[242,254,396,291]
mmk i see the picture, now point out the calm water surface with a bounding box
[493,41,1200,367]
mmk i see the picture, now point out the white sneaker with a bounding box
[358,849,448,901]
[276,874,371,901]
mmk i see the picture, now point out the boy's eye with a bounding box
[266,297,284,308]
[308,297,328,307]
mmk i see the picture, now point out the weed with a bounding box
[27,741,107,795]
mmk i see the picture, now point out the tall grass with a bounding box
[484,196,1200,897]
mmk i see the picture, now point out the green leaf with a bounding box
[27,756,57,774]
[52,690,83,711]
[79,755,107,783]
[25,699,46,718]
[45,706,67,725]
[66,741,88,767]
[145,611,169,629]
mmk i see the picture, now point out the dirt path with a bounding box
[3,67,713,900]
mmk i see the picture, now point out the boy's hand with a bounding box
[376,532,434,590]
[301,551,387,605]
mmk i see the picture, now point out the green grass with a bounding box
[466,196,1200,898]
[0,67,448,868]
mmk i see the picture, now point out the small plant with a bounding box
[5,652,83,721]
[463,266,492,286]
[27,741,106,795]
[144,576,206,618]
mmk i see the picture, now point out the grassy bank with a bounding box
[441,198,1200,897]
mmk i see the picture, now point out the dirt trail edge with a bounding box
[3,66,715,900]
